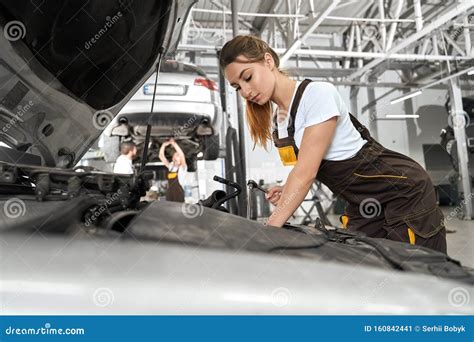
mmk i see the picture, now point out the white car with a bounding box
[1,0,473,316]
[105,60,223,171]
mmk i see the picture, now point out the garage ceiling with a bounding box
[177,0,474,85]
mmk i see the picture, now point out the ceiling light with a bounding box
[385,114,420,119]
[390,90,422,104]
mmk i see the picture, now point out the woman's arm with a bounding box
[170,138,186,165]
[266,116,338,227]
[159,141,171,168]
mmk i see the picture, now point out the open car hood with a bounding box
[0,0,196,167]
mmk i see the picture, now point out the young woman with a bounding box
[159,138,187,202]
[219,35,447,253]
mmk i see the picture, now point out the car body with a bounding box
[103,60,222,172]
[1,198,473,314]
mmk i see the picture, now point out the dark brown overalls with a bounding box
[166,166,185,202]
[272,79,447,253]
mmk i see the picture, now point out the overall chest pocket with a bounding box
[277,145,298,166]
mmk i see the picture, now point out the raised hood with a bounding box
[0,0,196,167]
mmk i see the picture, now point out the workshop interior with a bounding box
[0,0,473,320]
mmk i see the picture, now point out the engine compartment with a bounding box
[1,160,473,286]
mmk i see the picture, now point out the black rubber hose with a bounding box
[225,127,239,214]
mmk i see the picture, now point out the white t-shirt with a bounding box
[169,162,188,187]
[275,81,367,161]
[113,155,134,174]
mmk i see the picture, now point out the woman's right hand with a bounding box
[265,185,283,206]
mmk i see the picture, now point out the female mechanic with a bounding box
[219,35,447,253]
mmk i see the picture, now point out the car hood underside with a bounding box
[0,0,195,167]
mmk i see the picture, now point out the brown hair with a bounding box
[219,35,281,149]
[120,141,136,155]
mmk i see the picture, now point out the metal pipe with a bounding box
[280,0,340,64]
[191,7,306,18]
[326,15,414,23]
[443,32,467,56]
[178,44,473,61]
[386,0,404,50]
[343,25,355,69]
[348,1,472,80]
[420,38,430,55]
[230,0,247,217]
[211,0,254,31]
[355,24,363,68]
[378,0,387,50]
[448,78,472,220]
[293,0,302,41]
[463,16,471,56]
[309,0,316,18]
[413,0,424,31]
[389,66,474,103]
[432,34,439,55]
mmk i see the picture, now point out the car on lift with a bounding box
[103,60,222,172]
[0,0,473,315]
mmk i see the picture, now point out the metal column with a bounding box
[367,77,379,139]
[448,78,472,220]
[230,0,247,216]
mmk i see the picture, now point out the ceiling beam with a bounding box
[209,0,255,32]
[280,0,340,64]
[252,0,282,35]
[178,44,473,61]
[347,0,473,80]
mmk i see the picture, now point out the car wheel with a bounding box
[202,134,220,160]
[186,155,197,172]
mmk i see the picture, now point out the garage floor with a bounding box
[443,207,474,269]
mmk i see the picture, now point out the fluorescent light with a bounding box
[389,67,473,105]
[390,90,422,104]
[386,114,420,119]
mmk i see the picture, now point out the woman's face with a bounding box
[224,53,276,105]
[172,152,182,166]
